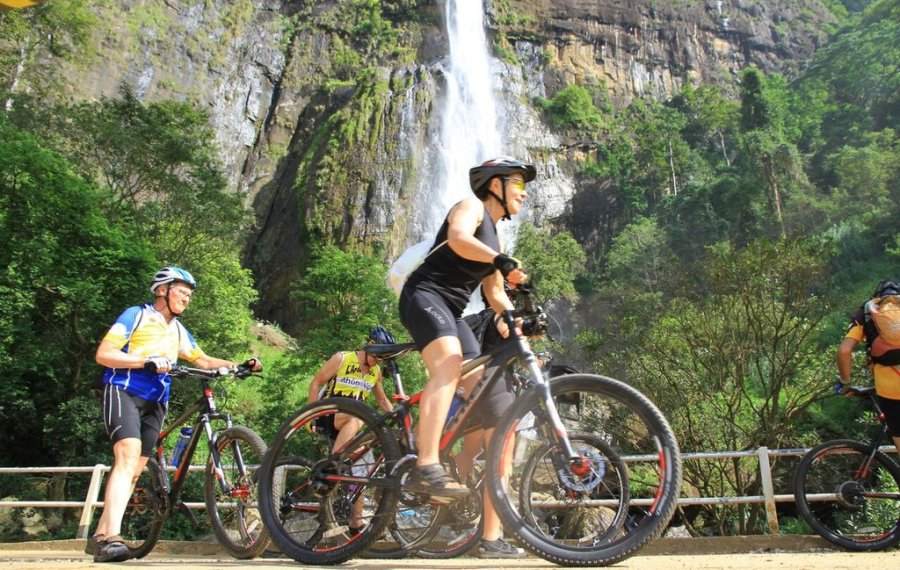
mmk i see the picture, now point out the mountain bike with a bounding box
[258,285,682,566]
[107,364,269,559]
[793,385,900,551]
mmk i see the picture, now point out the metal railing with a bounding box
[1,444,897,539]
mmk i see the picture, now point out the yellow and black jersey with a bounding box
[321,351,380,401]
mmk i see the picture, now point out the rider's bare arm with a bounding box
[308,353,342,404]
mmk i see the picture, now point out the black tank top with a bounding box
[406,202,500,315]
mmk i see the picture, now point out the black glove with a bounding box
[240,357,261,372]
[493,253,521,278]
[144,356,170,373]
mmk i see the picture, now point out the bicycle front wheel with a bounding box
[793,439,900,551]
[487,373,682,567]
[205,425,270,559]
[119,457,167,559]
[258,397,402,565]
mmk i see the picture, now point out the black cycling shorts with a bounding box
[878,395,900,437]
[399,287,479,359]
[468,368,515,430]
[102,384,167,457]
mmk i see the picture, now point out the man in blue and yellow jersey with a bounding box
[88,266,261,563]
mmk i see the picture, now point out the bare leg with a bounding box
[95,438,148,537]
[480,426,515,542]
[417,337,463,467]
[332,413,365,528]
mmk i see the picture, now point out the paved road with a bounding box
[1,550,895,569]
[0,538,895,570]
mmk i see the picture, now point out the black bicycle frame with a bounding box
[327,306,581,486]
[153,377,238,501]
[856,393,892,479]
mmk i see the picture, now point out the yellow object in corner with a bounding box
[0,0,45,10]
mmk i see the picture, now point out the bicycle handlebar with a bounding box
[167,364,257,380]
[835,383,875,398]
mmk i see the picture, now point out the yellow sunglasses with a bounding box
[503,177,526,192]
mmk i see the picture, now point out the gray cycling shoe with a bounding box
[404,463,471,503]
[478,538,526,558]
[93,535,130,563]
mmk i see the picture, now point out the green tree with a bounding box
[739,68,806,236]
[673,83,740,167]
[611,239,834,534]
[536,84,605,133]
[50,88,257,353]
[0,117,156,467]
[605,216,674,295]
[512,224,586,305]
[291,244,402,359]
[0,0,96,109]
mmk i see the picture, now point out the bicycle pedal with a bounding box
[323,525,350,539]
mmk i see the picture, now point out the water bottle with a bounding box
[170,427,193,467]
[444,388,466,428]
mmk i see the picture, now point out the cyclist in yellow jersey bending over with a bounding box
[307,326,395,534]
[307,326,395,447]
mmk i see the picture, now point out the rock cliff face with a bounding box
[32,0,835,331]
[499,1,832,105]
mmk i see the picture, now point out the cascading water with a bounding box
[427,0,503,232]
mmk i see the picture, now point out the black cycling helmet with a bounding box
[469,156,536,221]
[873,279,900,298]
[368,325,396,345]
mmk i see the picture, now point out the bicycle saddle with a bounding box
[365,342,418,360]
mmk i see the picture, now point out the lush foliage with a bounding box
[1,0,897,543]
[562,0,900,536]
[512,224,586,305]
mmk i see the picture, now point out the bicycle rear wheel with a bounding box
[487,373,681,566]
[793,439,900,551]
[258,398,402,565]
[205,425,270,559]
[120,457,167,559]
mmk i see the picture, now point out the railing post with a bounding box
[77,464,107,539]
[757,446,779,534]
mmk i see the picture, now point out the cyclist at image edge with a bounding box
[837,278,900,458]
[399,156,533,558]
[88,266,262,563]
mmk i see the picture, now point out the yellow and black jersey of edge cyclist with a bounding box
[321,351,381,401]
[846,308,900,400]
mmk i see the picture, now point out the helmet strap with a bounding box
[164,285,183,318]
[488,179,512,221]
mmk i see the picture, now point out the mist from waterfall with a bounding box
[428,0,503,232]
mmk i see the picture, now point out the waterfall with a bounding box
[427,0,503,232]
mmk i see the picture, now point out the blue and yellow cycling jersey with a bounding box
[100,304,206,402]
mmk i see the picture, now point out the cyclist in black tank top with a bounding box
[398,157,535,512]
